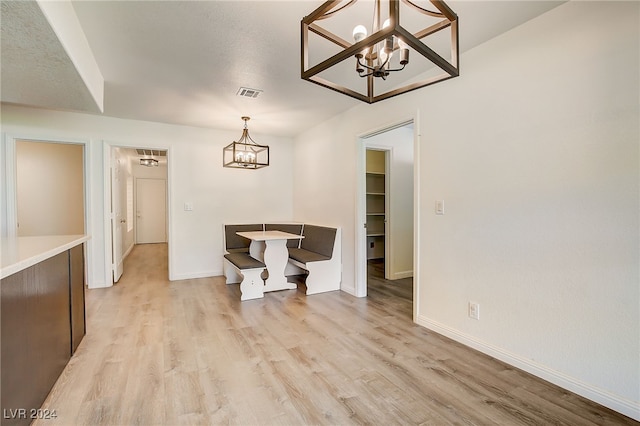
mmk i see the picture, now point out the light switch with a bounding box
[184,202,193,211]
[435,200,444,215]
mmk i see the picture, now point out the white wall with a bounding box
[292,1,639,419]
[1,106,295,287]
[16,140,84,236]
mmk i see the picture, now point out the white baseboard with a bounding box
[87,279,110,289]
[169,269,223,281]
[340,284,357,297]
[416,315,640,421]
[122,243,134,260]
[390,270,413,280]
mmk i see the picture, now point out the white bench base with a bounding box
[289,259,340,295]
[223,259,265,301]
[288,228,341,295]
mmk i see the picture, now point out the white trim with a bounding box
[3,133,97,285]
[171,269,223,281]
[4,134,17,239]
[103,140,173,284]
[412,110,421,323]
[122,242,134,260]
[103,142,112,287]
[354,134,368,297]
[390,270,413,280]
[355,115,419,302]
[417,315,640,422]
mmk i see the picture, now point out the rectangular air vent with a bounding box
[236,87,263,98]
[136,149,166,156]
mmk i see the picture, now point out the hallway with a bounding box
[35,244,635,425]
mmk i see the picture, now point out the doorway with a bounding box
[16,140,85,236]
[108,146,168,284]
[365,149,388,275]
[356,120,416,303]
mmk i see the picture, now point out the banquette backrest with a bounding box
[265,223,304,248]
[300,225,337,258]
[224,224,263,253]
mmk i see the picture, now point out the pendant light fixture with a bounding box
[223,117,269,169]
[140,157,158,167]
[301,0,459,104]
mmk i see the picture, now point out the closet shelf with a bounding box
[366,178,385,257]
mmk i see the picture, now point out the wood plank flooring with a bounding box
[35,244,637,425]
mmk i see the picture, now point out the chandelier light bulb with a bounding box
[353,25,367,42]
[398,38,409,65]
[382,18,391,29]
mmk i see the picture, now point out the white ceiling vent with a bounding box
[136,149,166,156]
[236,87,263,99]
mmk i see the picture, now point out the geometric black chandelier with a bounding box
[223,116,270,169]
[301,0,459,104]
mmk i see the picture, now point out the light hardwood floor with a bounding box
[36,244,636,425]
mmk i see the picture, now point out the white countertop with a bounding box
[1,235,90,280]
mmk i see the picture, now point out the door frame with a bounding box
[3,133,93,282]
[110,147,125,283]
[355,114,421,322]
[103,141,172,285]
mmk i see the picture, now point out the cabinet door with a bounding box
[1,267,33,426]
[70,244,86,354]
[1,251,70,426]
[32,252,71,411]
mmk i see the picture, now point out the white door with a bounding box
[136,178,166,244]
[111,151,124,282]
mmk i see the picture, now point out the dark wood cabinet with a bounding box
[1,244,85,426]
[69,244,86,354]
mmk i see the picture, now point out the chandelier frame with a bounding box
[223,117,270,170]
[301,0,459,104]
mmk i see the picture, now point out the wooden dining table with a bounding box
[236,230,304,293]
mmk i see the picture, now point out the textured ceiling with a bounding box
[1,1,101,113]
[1,0,565,137]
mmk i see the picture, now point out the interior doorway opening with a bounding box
[108,146,168,284]
[357,120,416,312]
[16,140,85,236]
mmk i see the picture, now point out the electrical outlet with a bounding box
[468,302,480,320]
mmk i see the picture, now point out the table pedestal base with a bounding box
[249,239,297,293]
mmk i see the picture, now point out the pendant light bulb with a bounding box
[353,25,367,43]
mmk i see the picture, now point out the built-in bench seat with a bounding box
[223,223,341,298]
[223,252,266,301]
[223,252,265,270]
[287,224,341,295]
[224,223,263,253]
